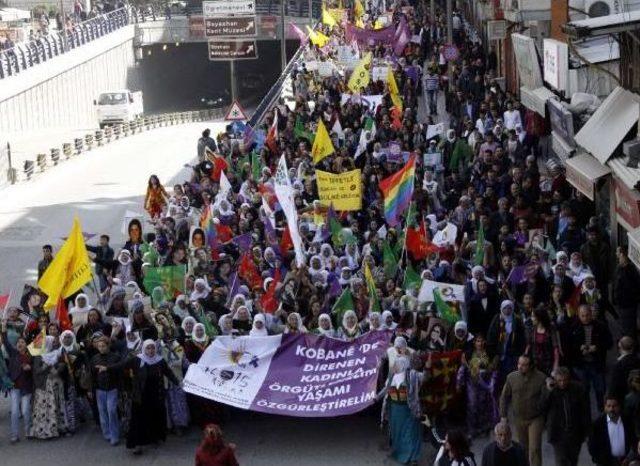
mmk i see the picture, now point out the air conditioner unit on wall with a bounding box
[584,0,617,17]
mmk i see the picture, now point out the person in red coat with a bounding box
[195,424,239,466]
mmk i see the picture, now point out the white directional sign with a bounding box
[203,0,256,17]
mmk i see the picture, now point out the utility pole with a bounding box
[280,0,287,71]
[230,61,237,103]
[446,0,453,81]
[430,0,435,22]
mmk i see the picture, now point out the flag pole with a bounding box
[396,200,413,287]
[2,288,12,320]
[90,273,105,313]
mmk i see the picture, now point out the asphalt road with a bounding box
[0,116,594,465]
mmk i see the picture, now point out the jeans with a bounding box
[514,415,544,466]
[426,90,438,115]
[552,439,582,466]
[96,389,119,443]
[10,388,32,440]
[574,364,606,409]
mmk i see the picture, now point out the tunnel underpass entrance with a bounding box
[136,40,299,115]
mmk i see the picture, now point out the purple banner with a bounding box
[183,330,391,417]
[345,23,395,46]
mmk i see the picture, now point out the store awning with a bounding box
[608,156,640,191]
[627,227,640,270]
[574,87,640,165]
[520,86,555,117]
[565,152,610,200]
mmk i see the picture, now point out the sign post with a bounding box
[205,16,257,38]
[208,40,258,60]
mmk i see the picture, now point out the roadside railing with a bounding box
[2,108,225,186]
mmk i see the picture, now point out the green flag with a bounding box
[251,150,264,181]
[294,116,315,143]
[433,288,459,325]
[406,201,418,228]
[332,288,354,323]
[364,262,381,313]
[393,230,404,259]
[383,240,398,279]
[197,309,218,338]
[474,223,485,266]
[142,265,186,300]
[402,261,421,292]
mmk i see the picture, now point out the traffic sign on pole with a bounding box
[208,40,258,60]
[205,16,256,38]
[202,0,255,17]
[225,100,248,121]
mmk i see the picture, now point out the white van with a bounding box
[95,90,144,128]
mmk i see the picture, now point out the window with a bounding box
[98,93,127,105]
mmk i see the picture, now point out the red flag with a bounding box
[210,155,229,182]
[566,283,582,318]
[406,220,439,260]
[0,293,9,313]
[260,269,281,314]
[266,109,279,154]
[215,223,233,243]
[56,297,72,331]
[390,106,403,130]
[239,252,263,289]
[280,225,293,252]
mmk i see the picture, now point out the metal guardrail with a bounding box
[0,6,168,80]
[183,0,322,18]
[248,23,311,129]
[1,108,225,186]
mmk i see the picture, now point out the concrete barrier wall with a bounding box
[0,26,136,133]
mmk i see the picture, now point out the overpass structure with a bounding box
[0,2,319,134]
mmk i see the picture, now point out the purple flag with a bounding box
[232,233,253,254]
[327,272,341,298]
[225,272,240,306]
[183,330,392,417]
[507,262,538,285]
[393,16,410,56]
[345,23,395,46]
[243,124,255,149]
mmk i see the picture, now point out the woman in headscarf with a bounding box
[106,285,127,318]
[249,314,269,337]
[58,330,86,432]
[381,310,398,330]
[180,316,197,343]
[130,303,158,341]
[173,295,190,321]
[380,354,425,466]
[69,293,92,330]
[30,335,69,439]
[115,249,136,286]
[448,321,474,358]
[486,300,526,388]
[218,314,237,337]
[284,312,307,334]
[76,309,110,353]
[194,424,239,466]
[362,311,382,333]
[160,338,190,435]
[191,278,212,302]
[456,334,498,438]
[313,313,337,338]
[338,310,361,341]
[126,339,179,454]
[232,306,252,335]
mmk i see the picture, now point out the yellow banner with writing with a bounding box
[316,169,362,211]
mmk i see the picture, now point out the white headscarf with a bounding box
[137,339,163,367]
[60,330,77,353]
[391,355,410,388]
[192,323,209,343]
[181,316,197,336]
[41,335,60,366]
[381,310,397,330]
[318,313,334,336]
[500,300,514,334]
[190,278,211,301]
[250,314,268,337]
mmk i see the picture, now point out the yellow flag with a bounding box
[28,327,47,356]
[373,19,383,29]
[355,17,364,28]
[311,119,335,164]
[322,7,337,28]
[38,217,93,308]
[347,51,372,93]
[387,66,403,112]
[306,25,330,47]
[354,0,364,19]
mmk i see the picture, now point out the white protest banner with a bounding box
[371,66,388,82]
[423,151,442,168]
[305,60,319,71]
[317,61,336,77]
[426,123,445,140]
[336,45,360,69]
[433,222,458,247]
[418,280,465,303]
[274,155,305,266]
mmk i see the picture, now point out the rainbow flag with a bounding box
[379,154,416,227]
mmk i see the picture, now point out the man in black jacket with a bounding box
[545,367,590,466]
[614,246,640,339]
[610,336,640,402]
[481,421,527,466]
[86,234,114,291]
[588,395,637,466]
[567,305,613,409]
